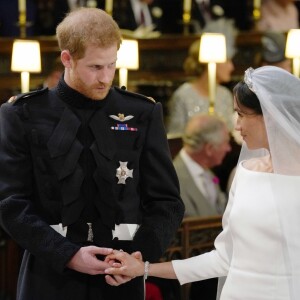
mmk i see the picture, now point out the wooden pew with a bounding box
[160,215,223,300]
[167,133,183,159]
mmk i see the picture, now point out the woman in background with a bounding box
[167,38,235,135]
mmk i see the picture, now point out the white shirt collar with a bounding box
[130,0,152,26]
[180,149,219,207]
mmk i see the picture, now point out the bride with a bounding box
[104,66,300,300]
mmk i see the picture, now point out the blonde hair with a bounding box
[183,39,206,76]
[56,7,122,59]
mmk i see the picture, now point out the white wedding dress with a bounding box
[172,162,300,300]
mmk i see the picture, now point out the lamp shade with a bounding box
[11,39,41,73]
[285,29,300,58]
[116,39,139,70]
[199,33,227,63]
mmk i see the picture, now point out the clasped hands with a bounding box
[66,246,145,287]
[104,249,145,286]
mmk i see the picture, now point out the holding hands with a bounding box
[66,247,144,286]
[104,250,145,286]
[67,247,176,286]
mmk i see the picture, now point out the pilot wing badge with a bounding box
[109,113,134,122]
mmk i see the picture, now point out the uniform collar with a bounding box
[56,76,109,109]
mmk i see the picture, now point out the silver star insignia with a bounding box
[116,161,133,184]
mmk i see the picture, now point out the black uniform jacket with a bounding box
[0,81,184,300]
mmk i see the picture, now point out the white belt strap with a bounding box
[112,224,140,240]
[50,223,140,241]
[50,223,68,237]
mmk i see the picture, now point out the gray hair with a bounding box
[183,114,227,152]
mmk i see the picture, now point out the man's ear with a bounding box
[204,143,214,157]
[61,50,72,68]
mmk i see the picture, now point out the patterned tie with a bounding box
[140,8,145,26]
[200,0,211,22]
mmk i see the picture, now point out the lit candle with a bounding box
[254,0,261,9]
[183,0,192,12]
[18,0,26,12]
[105,0,113,13]
[253,0,261,22]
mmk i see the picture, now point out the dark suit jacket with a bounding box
[33,0,70,35]
[0,84,184,300]
[191,0,252,31]
[0,0,36,37]
[98,0,163,31]
[160,0,252,33]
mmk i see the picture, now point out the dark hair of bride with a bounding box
[233,81,262,115]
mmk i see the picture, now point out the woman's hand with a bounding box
[104,250,145,286]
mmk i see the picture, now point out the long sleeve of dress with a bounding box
[172,175,237,285]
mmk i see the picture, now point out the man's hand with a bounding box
[104,250,144,286]
[66,246,113,275]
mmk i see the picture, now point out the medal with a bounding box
[111,124,138,131]
[116,161,133,184]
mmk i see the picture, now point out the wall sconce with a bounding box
[285,29,300,78]
[199,33,226,115]
[11,39,42,93]
[116,39,139,88]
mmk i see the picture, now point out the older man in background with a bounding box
[173,113,231,217]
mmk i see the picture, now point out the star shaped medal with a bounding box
[116,161,133,184]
